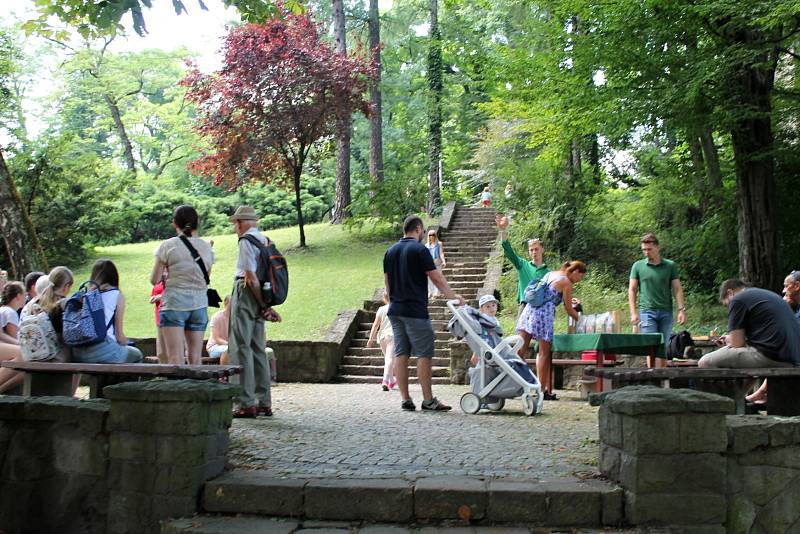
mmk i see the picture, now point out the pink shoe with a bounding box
[389,380,397,390]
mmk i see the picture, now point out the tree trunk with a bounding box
[729,58,779,291]
[700,128,723,191]
[687,133,708,214]
[588,134,600,184]
[426,0,442,214]
[103,94,136,173]
[331,0,352,224]
[0,149,47,277]
[368,0,384,183]
[292,166,306,248]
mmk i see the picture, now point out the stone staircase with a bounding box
[336,206,498,384]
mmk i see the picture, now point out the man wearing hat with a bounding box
[229,206,280,418]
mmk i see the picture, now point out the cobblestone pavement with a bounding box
[228,384,600,481]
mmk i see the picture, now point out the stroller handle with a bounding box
[446,299,462,314]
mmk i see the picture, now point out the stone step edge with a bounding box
[200,471,624,527]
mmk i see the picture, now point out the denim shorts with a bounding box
[639,309,673,357]
[389,315,435,358]
[159,308,208,331]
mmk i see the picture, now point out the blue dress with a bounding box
[516,273,565,343]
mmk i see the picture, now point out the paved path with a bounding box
[228,384,599,482]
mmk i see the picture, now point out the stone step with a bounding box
[339,364,450,377]
[352,329,452,341]
[336,374,451,384]
[342,355,451,366]
[348,347,450,357]
[349,338,451,349]
[199,470,623,526]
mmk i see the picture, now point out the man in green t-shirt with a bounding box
[496,214,549,317]
[628,233,686,368]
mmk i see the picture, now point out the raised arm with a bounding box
[496,214,523,269]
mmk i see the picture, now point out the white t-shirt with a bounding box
[155,236,215,311]
[100,289,120,342]
[235,228,266,278]
[375,304,394,342]
[0,306,19,338]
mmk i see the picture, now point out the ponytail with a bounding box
[39,266,74,312]
[563,260,587,275]
[173,204,199,235]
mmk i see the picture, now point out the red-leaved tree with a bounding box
[181,11,373,247]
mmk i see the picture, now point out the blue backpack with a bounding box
[523,277,549,307]
[62,281,115,347]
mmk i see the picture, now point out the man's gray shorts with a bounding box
[389,315,435,358]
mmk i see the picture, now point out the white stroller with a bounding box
[446,300,543,416]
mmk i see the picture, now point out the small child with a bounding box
[470,294,500,366]
[480,186,492,207]
[366,292,396,391]
[206,295,231,362]
[504,180,513,199]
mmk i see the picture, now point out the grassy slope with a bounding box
[73,224,394,340]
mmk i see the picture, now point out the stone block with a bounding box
[620,413,679,454]
[726,494,757,534]
[0,396,26,419]
[108,459,155,492]
[152,464,207,496]
[625,490,726,525]
[25,397,109,431]
[738,465,799,507]
[5,427,57,481]
[107,401,157,433]
[305,478,413,522]
[542,481,602,526]
[485,480,546,523]
[726,415,771,454]
[104,379,239,403]
[598,405,622,448]
[203,471,306,516]
[149,494,197,524]
[738,445,800,469]
[106,490,152,534]
[751,475,800,533]
[599,443,622,481]
[604,386,733,416]
[680,414,728,453]
[619,453,725,494]
[413,476,487,521]
[52,428,108,476]
[109,431,157,462]
[162,516,300,534]
[767,419,800,447]
[153,435,210,466]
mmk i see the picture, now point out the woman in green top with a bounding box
[495,214,549,317]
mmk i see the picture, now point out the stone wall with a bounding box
[0,380,238,534]
[725,415,800,533]
[596,386,800,532]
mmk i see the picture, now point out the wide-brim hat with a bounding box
[230,206,259,222]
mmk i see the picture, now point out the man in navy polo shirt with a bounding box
[384,215,465,412]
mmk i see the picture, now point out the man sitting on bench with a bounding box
[698,279,800,383]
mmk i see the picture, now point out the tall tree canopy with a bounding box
[181,11,373,247]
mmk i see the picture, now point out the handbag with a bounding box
[523,277,549,307]
[178,235,222,308]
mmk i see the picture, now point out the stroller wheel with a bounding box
[460,392,481,414]
[522,393,537,416]
[485,398,505,411]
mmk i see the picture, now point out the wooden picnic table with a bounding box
[585,366,800,415]
[0,361,242,398]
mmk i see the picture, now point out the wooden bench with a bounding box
[585,366,800,416]
[0,361,242,399]
[525,358,622,390]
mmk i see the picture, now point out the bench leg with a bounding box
[85,374,142,398]
[692,379,747,415]
[23,373,74,397]
[767,378,800,416]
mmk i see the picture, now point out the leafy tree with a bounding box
[181,11,373,247]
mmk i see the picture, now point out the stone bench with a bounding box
[0,361,242,399]
[585,366,800,416]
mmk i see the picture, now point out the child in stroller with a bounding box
[447,295,543,415]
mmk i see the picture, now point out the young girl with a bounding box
[0,282,24,361]
[425,230,447,299]
[72,259,143,364]
[366,292,396,391]
[480,186,492,207]
[516,261,587,400]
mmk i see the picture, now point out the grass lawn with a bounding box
[72,223,394,340]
